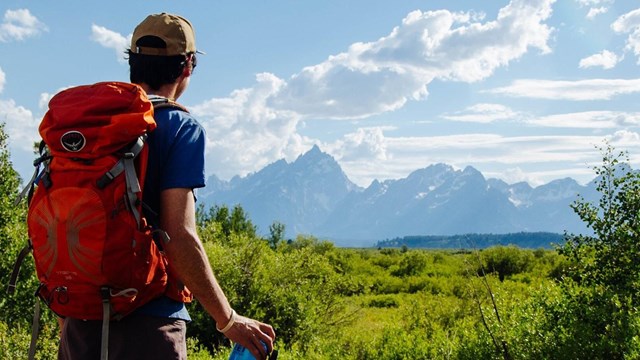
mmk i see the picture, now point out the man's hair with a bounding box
[128,35,189,91]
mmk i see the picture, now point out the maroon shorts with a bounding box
[58,314,187,360]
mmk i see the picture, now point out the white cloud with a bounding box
[579,50,619,69]
[499,167,540,186]
[610,129,640,145]
[0,98,41,184]
[0,67,5,94]
[611,8,640,33]
[575,0,607,5]
[328,127,390,162]
[612,9,640,63]
[271,0,555,120]
[575,0,612,9]
[0,98,40,150]
[39,92,53,110]
[529,111,640,128]
[0,9,47,42]
[90,24,129,63]
[586,7,608,19]
[190,73,312,180]
[441,103,521,123]
[489,78,640,100]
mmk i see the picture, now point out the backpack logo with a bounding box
[60,131,86,152]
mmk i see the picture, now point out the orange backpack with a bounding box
[9,82,192,357]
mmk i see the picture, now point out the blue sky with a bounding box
[1,0,640,188]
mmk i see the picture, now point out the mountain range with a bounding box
[200,145,598,247]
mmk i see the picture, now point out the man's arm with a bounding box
[160,188,275,359]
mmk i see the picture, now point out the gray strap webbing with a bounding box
[96,136,145,189]
[27,299,41,360]
[95,136,145,228]
[101,287,111,360]
[16,167,39,205]
[7,241,32,294]
[123,156,142,228]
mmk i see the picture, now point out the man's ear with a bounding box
[182,54,195,77]
[182,65,192,77]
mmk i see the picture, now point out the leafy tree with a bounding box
[552,143,640,357]
[562,144,640,295]
[0,123,59,358]
[200,204,257,241]
[230,205,256,237]
[268,221,286,249]
[214,204,231,236]
[0,123,32,323]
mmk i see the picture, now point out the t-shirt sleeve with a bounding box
[159,118,206,191]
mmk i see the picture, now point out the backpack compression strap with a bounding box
[15,142,51,206]
[7,240,32,295]
[96,135,146,229]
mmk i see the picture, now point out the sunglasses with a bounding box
[183,54,197,70]
[190,54,197,69]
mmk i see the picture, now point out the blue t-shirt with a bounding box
[136,99,206,320]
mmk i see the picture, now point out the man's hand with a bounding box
[223,314,276,360]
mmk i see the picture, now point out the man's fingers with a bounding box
[248,336,268,360]
[261,322,276,339]
[257,331,274,354]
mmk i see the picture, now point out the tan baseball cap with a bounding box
[130,13,204,56]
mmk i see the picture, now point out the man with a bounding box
[58,13,275,360]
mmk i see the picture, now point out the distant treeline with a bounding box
[376,232,565,249]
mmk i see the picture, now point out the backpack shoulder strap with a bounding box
[149,97,190,113]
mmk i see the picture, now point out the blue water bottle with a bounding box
[228,343,254,360]
[228,342,277,360]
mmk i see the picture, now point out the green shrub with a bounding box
[479,245,534,281]
[391,250,428,277]
[367,296,399,309]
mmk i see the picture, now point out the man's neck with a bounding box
[139,83,179,101]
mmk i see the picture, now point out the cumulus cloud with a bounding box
[575,0,611,19]
[441,103,521,123]
[190,73,312,179]
[610,129,640,145]
[586,7,608,19]
[0,66,39,151]
[90,24,129,63]
[0,99,39,148]
[489,78,640,100]
[39,92,53,110]
[272,0,555,120]
[328,127,391,162]
[0,9,47,42]
[612,9,640,63]
[579,50,619,69]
